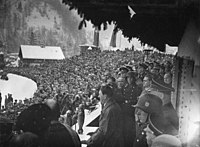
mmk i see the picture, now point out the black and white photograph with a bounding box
[0,0,200,147]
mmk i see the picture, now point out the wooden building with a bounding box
[19,45,65,66]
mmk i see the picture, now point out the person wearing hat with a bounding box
[140,75,179,132]
[145,112,178,138]
[151,65,163,81]
[137,63,148,81]
[134,93,178,146]
[133,93,163,147]
[82,84,124,147]
[118,71,142,147]
[125,71,142,105]
[151,134,182,147]
[150,78,179,131]
[141,74,158,96]
[118,66,129,78]
[134,93,163,123]
[115,76,128,105]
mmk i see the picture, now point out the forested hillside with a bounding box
[0,0,93,56]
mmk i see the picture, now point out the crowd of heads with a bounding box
[0,48,185,147]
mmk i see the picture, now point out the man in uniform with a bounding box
[141,74,156,95]
[133,93,163,147]
[118,66,129,78]
[115,76,128,105]
[125,71,142,104]
[120,71,142,147]
[137,63,148,81]
[150,78,179,132]
[133,93,178,147]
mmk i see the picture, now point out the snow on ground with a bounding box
[0,73,37,106]
[0,73,101,147]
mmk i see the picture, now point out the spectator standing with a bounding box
[63,110,73,127]
[77,104,85,134]
[120,71,141,147]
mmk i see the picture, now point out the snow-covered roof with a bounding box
[20,45,65,60]
[79,44,97,48]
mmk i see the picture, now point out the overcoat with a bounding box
[87,99,124,147]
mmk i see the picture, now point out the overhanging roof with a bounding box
[19,45,65,60]
[62,0,199,51]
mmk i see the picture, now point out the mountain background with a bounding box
[0,0,143,57]
[0,0,95,57]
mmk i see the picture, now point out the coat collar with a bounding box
[102,98,115,111]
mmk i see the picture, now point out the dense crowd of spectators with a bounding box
[0,48,186,147]
[1,49,173,120]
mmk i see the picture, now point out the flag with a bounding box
[110,25,118,47]
[93,26,99,47]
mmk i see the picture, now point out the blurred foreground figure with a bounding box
[151,134,182,147]
[15,103,52,140]
[0,116,13,147]
[9,132,40,147]
[45,99,81,147]
[134,93,178,147]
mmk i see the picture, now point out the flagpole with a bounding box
[119,31,122,49]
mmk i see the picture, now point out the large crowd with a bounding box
[1,49,172,119]
[0,48,191,147]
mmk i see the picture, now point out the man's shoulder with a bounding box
[107,100,121,113]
